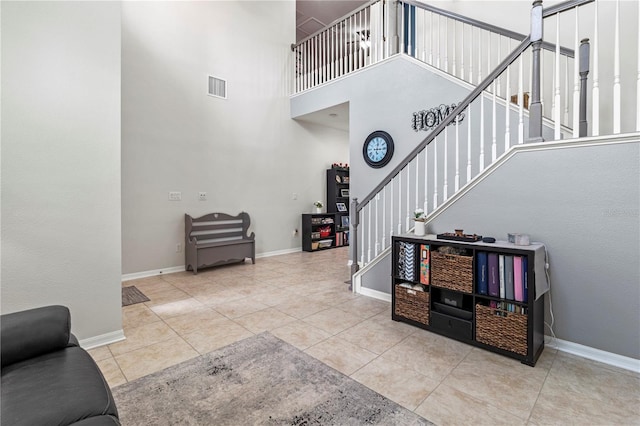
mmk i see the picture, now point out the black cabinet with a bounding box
[326,168,349,232]
[301,213,349,252]
[391,235,546,366]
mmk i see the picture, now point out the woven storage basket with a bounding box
[431,252,473,293]
[394,285,429,325]
[475,304,527,356]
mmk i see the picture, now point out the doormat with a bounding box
[122,286,150,307]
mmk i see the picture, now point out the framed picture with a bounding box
[336,202,347,212]
[340,189,349,197]
[343,176,350,184]
[341,215,350,227]
[335,175,342,183]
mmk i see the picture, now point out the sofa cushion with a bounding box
[1,346,118,426]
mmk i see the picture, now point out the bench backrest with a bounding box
[185,212,254,245]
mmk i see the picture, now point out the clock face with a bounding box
[363,131,394,168]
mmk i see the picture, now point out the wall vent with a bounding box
[208,75,227,99]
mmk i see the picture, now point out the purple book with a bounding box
[488,253,499,297]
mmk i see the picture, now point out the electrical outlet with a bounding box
[292,229,298,236]
[176,243,182,253]
[168,191,181,201]
[198,192,207,201]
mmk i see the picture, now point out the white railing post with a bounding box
[505,60,511,151]
[443,128,449,201]
[613,0,621,134]
[553,15,562,140]
[637,0,640,132]
[433,141,438,209]
[528,0,544,143]
[592,0,600,136]
[572,6,580,138]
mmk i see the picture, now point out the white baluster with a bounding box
[637,0,640,131]
[429,12,434,66]
[468,26,474,83]
[613,0,621,134]
[407,6,412,58]
[572,28,586,136]
[492,79,497,161]
[480,96,486,170]
[460,24,465,82]
[518,54,525,144]
[564,55,570,127]
[452,20,457,77]
[443,128,449,201]
[322,31,326,84]
[437,14,441,69]
[554,15,561,140]
[467,105,472,181]
[360,209,364,267]
[477,30,482,84]
[444,18,449,73]
[367,203,371,263]
[375,193,379,257]
[390,178,394,238]
[455,116,460,191]
[397,171,402,236]
[406,166,410,232]
[382,185,386,250]
[422,8,427,62]
[497,35,502,97]
[415,156,419,217]
[592,0,600,136]
[505,60,511,151]
[424,148,429,214]
[433,140,438,209]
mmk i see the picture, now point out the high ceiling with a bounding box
[296,0,369,42]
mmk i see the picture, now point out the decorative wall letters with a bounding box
[411,103,465,132]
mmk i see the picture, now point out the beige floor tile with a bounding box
[380,331,472,382]
[232,307,297,333]
[214,297,270,319]
[305,288,358,306]
[96,357,127,388]
[192,287,250,306]
[247,287,301,307]
[143,287,191,306]
[270,321,332,350]
[443,348,549,420]
[87,345,112,362]
[351,357,439,410]
[337,318,413,354]
[415,384,527,426]
[302,307,365,335]
[115,336,199,381]
[109,321,178,356]
[123,276,166,288]
[160,272,211,286]
[163,307,226,335]
[305,335,377,376]
[148,297,204,319]
[529,352,640,425]
[335,297,390,319]
[122,303,162,329]
[273,295,331,319]
[128,279,178,297]
[181,318,254,354]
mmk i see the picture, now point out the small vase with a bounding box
[315,207,322,214]
[414,221,426,236]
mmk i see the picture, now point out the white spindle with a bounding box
[367,203,371,263]
[505,60,511,151]
[433,141,438,209]
[477,30,483,84]
[375,194,379,257]
[397,171,402,236]
[497,36,502,97]
[592,0,600,136]
[390,178,394,238]
[407,6,412,58]
[443,129,448,201]
[518,54,525,144]
[613,0,621,134]
[444,18,449,73]
[423,148,428,214]
[422,9,427,62]
[492,80,497,161]
[322,32,326,84]
[452,20,457,77]
[572,10,580,138]
[429,12,434,65]
[637,0,640,131]
[467,105,472,181]
[564,55,570,127]
[360,209,364,266]
[455,116,460,191]
[460,24,465,82]
[415,156,419,216]
[406,166,410,232]
[469,26,474,83]
[437,14,441,69]
[554,15,562,140]
[382,185,386,250]
[480,97,485,170]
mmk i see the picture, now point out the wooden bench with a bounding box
[185,212,255,274]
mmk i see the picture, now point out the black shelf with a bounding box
[301,213,349,252]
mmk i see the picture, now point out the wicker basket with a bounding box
[394,285,429,325]
[475,304,528,356]
[431,251,473,293]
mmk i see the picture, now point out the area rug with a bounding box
[121,285,150,307]
[112,332,431,425]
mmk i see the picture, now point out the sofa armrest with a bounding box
[1,305,72,368]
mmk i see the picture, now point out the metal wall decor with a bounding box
[411,103,465,132]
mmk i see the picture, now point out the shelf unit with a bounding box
[301,213,349,252]
[326,168,349,233]
[391,234,546,366]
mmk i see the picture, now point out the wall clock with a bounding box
[363,130,394,168]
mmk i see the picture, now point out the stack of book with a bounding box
[476,252,528,302]
[397,242,416,281]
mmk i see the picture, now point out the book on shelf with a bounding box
[420,244,430,285]
[477,252,488,295]
[488,253,499,297]
[499,254,505,299]
[523,256,529,302]
[489,300,527,315]
[505,255,514,301]
[513,256,524,302]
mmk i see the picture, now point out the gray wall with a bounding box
[1,1,123,340]
[121,1,349,274]
[426,139,640,359]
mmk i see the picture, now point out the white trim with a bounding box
[357,287,392,303]
[546,336,640,374]
[79,329,125,350]
[122,248,303,282]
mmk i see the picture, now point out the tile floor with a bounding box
[91,248,640,425]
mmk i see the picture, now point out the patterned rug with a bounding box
[112,332,432,425]
[121,286,150,307]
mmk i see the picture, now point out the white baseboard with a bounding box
[121,248,303,282]
[357,287,392,303]
[79,329,125,350]
[545,336,640,373]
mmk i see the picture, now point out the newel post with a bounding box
[350,198,360,280]
[528,0,545,143]
[579,38,590,137]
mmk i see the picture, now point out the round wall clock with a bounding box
[363,130,394,168]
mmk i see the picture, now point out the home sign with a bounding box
[411,103,465,132]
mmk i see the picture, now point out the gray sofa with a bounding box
[1,305,120,425]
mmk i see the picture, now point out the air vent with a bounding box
[208,75,227,99]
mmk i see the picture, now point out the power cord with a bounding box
[543,245,557,347]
